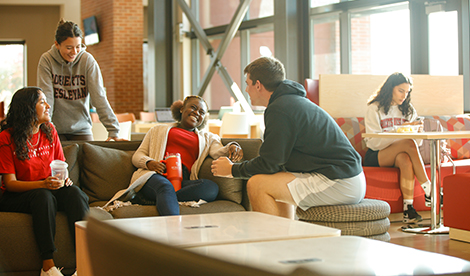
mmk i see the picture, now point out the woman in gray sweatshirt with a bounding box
[37,19,122,141]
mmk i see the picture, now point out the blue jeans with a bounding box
[138,166,219,216]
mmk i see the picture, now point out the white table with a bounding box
[362,131,470,233]
[76,211,340,276]
[189,236,470,275]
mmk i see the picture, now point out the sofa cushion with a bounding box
[110,200,246,219]
[63,144,80,187]
[334,117,367,159]
[80,143,136,203]
[198,157,243,204]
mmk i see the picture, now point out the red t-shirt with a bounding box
[165,127,199,172]
[0,124,65,192]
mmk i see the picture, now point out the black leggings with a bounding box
[0,186,89,260]
[364,148,380,167]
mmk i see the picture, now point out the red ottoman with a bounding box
[443,173,470,243]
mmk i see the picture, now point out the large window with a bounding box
[350,3,410,75]
[192,0,274,110]
[428,10,459,76]
[0,42,25,116]
[310,14,340,79]
[308,0,469,111]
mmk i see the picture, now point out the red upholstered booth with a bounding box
[304,79,319,105]
[443,173,470,243]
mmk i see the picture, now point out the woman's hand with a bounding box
[228,144,243,162]
[65,178,73,187]
[44,176,65,190]
[106,136,128,142]
[146,160,166,174]
[409,119,424,132]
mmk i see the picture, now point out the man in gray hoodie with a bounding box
[37,20,121,141]
[211,56,366,219]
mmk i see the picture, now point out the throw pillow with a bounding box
[198,157,243,204]
[80,143,136,203]
[434,115,470,160]
[62,144,80,187]
[334,117,367,160]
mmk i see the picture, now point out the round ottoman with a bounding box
[296,199,391,242]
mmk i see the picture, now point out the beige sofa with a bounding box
[0,139,262,276]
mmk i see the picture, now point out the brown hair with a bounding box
[244,56,285,92]
[368,72,414,117]
[55,19,83,44]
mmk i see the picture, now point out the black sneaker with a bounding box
[403,205,423,223]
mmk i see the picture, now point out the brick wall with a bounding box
[81,0,143,117]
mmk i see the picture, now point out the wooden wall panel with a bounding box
[319,74,463,118]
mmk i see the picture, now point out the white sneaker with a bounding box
[421,181,432,207]
[40,267,64,276]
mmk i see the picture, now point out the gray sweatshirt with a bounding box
[37,45,119,137]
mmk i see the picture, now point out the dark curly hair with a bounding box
[368,72,414,118]
[55,19,83,45]
[170,95,208,130]
[0,87,53,160]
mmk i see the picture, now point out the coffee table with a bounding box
[76,211,340,276]
[189,236,470,275]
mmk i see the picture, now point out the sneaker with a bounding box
[421,182,431,207]
[424,194,431,207]
[403,205,423,223]
[40,267,64,276]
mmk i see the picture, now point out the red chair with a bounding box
[139,111,156,122]
[115,112,136,123]
[443,173,470,243]
[304,78,319,105]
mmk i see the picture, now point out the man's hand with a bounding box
[228,144,243,162]
[211,157,234,178]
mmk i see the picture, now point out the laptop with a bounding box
[155,108,175,123]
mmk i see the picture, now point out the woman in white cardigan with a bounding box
[129,96,243,215]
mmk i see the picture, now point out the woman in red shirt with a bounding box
[0,87,89,276]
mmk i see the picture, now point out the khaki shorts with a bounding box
[287,171,366,211]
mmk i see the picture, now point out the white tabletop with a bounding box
[76,211,340,248]
[362,130,470,140]
[189,236,470,275]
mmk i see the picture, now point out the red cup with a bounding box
[161,153,182,191]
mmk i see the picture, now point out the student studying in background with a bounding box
[37,19,122,142]
[363,72,431,223]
